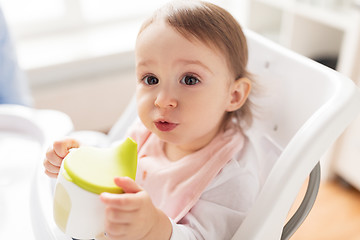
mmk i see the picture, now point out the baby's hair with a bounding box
[138,0,255,130]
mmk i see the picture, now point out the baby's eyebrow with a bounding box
[176,59,213,74]
[136,59,155,68]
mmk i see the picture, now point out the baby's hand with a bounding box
[100,177,172,240]
[43,138,80,178]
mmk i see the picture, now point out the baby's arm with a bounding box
[100,177,172,240]
[43,138,80,178]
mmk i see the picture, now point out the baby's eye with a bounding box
[143,75,159,85]
[180,75,200,85]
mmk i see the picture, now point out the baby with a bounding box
[44,1,261,239]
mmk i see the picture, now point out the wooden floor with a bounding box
[290,178,360,240]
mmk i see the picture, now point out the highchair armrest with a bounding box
[281,162,321,240]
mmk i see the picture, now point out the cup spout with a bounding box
[115,137,138,180]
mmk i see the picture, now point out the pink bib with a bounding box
[130,122,245,222]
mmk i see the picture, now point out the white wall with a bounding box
[31,68,136,132]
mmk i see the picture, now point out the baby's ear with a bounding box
[226,77,251,112]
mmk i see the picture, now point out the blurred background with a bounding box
[1,0,359,131]
[0,0,360,239]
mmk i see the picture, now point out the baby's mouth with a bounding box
[154,121,178,132]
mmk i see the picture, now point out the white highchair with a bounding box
[27,29,360,240]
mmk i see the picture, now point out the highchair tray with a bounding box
[0,104,73,240]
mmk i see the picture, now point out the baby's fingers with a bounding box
[43,159,61,174]
[100,192,141,211]
[44,168,60,178]
[45,148,63,167]
[105,208,136,224]
[43,150,62,177]
[53,138,79,158]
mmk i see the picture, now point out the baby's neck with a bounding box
[163,143,196,162]
[163,128,223,161]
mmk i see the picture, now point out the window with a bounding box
[0,0,173,39]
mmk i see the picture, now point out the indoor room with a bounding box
[0,0,359,239]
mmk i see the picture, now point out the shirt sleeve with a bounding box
[169,158,261,240]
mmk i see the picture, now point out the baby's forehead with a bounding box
[136,21,234,77]
[137,19,226,56]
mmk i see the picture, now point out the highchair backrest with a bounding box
[231,30,360,239]
[107,29,360,240]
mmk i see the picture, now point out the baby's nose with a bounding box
[154,89,178,109]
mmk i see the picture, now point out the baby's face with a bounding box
[135,21,235,155]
